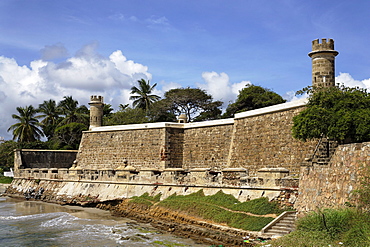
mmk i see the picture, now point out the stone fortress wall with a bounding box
[85,101,307,184]
[295,142,370,212]
[77,99,314,178]
[12,98,308,204]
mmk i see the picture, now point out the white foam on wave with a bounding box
[50,221,153,246]
[40,212,79,228]
[0,212,67,222]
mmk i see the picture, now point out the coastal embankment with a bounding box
[97,200,257,246]
[4,178,274,246]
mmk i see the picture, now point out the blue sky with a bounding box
[1,0,370,140]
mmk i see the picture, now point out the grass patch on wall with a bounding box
[130,192,162,206]
[230,197,284,215]
[156,190,278,231]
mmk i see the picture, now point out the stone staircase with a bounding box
[260,211,297,237]
[302,137,338,166]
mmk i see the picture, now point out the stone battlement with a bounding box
[312,38,335,51]
[89,95,104,103]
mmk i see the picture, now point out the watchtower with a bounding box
[88,96,104,130]
[308,38,339,87]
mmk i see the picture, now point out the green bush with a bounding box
[266,230,333,247]
[297,208,353,238]
[0,176,13,184]
[268,208,370,247]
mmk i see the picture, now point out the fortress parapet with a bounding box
[90,95,103,103]
[311,38,335,51]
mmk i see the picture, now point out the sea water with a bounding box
[0,197,207,247]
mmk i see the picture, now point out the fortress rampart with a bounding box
[75,98,313,177]
[10,99,309,205]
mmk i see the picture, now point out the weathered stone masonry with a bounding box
[75,99,312,177]
[230,102,316,176]
[296,142,370,213]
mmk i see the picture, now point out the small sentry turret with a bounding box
[88,95,104,130]
[308,38,339,87]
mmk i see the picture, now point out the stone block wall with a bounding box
[77,128,167,170]
[166,128,184,168]
[182,124,233,170]
[295,142,370,213]
[73,100,316,178]
[229,103,315,176]
[15,149,77,170]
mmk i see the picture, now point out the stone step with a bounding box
[279,218,295,223]
[265,229,292,235]
[281,216,296,220]
[270,226,293,232]
[272,222,295,227]
[274,223,294,228]
[261,211,297,237]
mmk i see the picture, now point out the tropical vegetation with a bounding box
[130,79,160,111]
[265,208,370,247]
[292,85,370,143]
[7,105,44,142]
[223,84,286,118]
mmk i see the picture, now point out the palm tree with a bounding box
[37,99,61,139]
[7,105,44,142]
[130,79,160,111]
[57,96,89,126]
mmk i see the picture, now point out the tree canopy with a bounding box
[223,84,286,118]
[7,96,90,151]
[7,105,44,142]
[57,96,89,126]
[37,99,61,139]
[130,79,160,111]
[162,87,223,122]
[104,106,149,126]
[292,85,370,143]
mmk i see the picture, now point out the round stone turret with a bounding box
[308,38,339,87]
[177,114,187,123]
[88,95,104,130]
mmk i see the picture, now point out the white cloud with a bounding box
[197,71,250,107]
[283,90,308,102]
[0,44,152,140]
[158,81,182,95]
[335,72,370,89]
[147,16,170,26]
